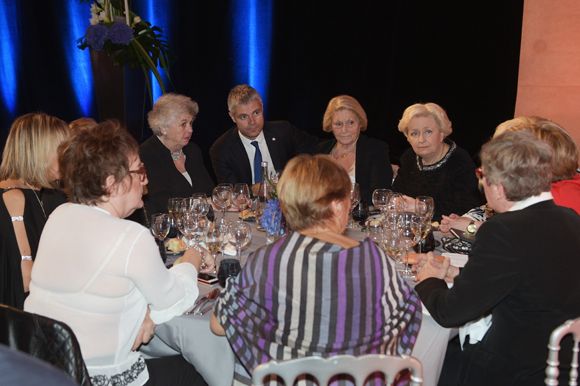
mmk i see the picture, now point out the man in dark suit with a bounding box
[210,85,318,195]
[413,131,580,386]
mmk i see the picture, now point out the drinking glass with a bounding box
[190,193,209,218]
[415,196,435,222]
[151,213,170,263]
[384,192,404,231]
[383,227,405,263]
[213,217,231,261]
[167,197,184,238]
[352,200,369,226]
[233,183,251,222]
[372,189,392,214]
[348,183,361,229]
[212,184,233,219]
[187,215,210,246]
[269,170,283,186]
[366,224,383,245]
[228,220,252,260]
[177,208,194,246]
[218,259,242,287]
[415,217,433,254]
[205,227,223,264]
[399,212,421,278]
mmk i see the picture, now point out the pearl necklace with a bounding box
[171,149,183,160]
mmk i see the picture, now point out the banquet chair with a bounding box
[0,304,92,386]
[251,354,423,386]
[545,316,580,386]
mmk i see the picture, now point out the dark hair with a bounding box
[58,120,139,205]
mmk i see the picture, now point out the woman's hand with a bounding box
[132,307,156,351]
[413,252,459,283]
[401,195,416,212]
[180,245,216,273]
[440,214,470,235]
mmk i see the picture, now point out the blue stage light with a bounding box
[66,1,93,117]
[232,0,272,108]
[0,0,19,116]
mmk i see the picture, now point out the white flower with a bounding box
[134,16,141,23]
[98,12,109,22]
[90,3,101,13]
[89,15,100,25]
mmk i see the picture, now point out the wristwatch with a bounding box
[467,220,477,234]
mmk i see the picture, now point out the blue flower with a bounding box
[85,23,109,50]
[109,22,134,45]
[261,198,285,235]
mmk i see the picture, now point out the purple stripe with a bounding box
[371,241,384,329]
[335,248,348,342]
[350,244,361,338]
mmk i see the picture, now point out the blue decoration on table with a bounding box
[261,198,285,236]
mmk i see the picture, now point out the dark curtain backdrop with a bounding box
[0,0,524,181]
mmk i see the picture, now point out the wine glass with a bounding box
[213,217,231,262]
[190,193,209,218]
[233,183,251,222]
[384,192,404,231]
[415,217,432,254]
[372,189,392,214]
[352,200,369,226]
[205,227,223,266]
[187,215,210,246]
[383,227,405,263]
[167,197,184,238]
[151,213,170,263]
[269,170,283,186]
[177,207,194,246]
[399,212,421,278]
[348,183,361,229]
[415,196,434,222]
[228,220,252,260]
[212,184,233,219]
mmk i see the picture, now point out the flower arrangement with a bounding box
[76,0,175,103]
[260,171,286,241]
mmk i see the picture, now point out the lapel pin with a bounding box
[272,137,276,141]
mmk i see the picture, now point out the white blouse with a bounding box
[25,204,199,386]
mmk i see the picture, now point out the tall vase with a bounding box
[89,47,126,125]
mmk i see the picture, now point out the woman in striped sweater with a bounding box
[211,154,422,385]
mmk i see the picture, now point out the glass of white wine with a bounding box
[205,228,223,266]
[399,212,421,278]
[383,227,405,263]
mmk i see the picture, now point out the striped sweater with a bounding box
[214,232,422,385]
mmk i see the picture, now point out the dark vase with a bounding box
[89,48,126,125]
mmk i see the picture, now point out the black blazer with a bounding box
[209,121,318,185]
[139,136,215,216]
[416,200,580,386]
[318,134,393,203]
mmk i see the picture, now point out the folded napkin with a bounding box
[223,242,237,256]
[442,252,469,268]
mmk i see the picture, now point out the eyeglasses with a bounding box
[475,167,485,180]
[130,167,147,182]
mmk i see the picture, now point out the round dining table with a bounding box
[140,212,457,386]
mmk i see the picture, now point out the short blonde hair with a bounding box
[0,112,70,188]
[398,103,452,137]
[278,154,350,231]
[493,116,544,138]
[148,93,199,136]
[69,117,98,134]
[480,131,553,201]
[322,95,368,132]
[227,84,263,113]
[501,118,579,182]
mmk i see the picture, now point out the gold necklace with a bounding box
[25,181,47,219]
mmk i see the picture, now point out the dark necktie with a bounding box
[251,141,263,184]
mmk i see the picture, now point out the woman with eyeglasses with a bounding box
[25,121,213,386]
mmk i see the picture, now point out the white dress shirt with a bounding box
[238,130,275,184]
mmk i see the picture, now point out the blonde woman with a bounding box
[0,112,70,309]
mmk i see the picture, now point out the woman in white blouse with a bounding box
[25,121,214,386]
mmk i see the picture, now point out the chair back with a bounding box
[545,316,580,386]
[252,354,423,386]
[0,304,92,386]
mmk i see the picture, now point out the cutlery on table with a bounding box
[184,288,220,315]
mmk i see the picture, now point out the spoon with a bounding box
[185,289,220,315]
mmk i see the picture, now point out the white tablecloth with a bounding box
[140,214,454,386]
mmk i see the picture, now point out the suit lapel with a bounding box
[229,127,253,184]
[263,124,284,169]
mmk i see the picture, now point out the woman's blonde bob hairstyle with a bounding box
[0,112,70,188]
[322,95,368,133]
[278,154,351,231]
[397,102,452,137]
[498,118,579,182]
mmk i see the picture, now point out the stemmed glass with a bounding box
[415,196,434,253]
[228,220,252,260]
[205,227,223,267]
[167,197,183,238]
[212,184,233,219]
[177,207,194,246]
[372,189,392,214]
[233,183,251,222]
[399,212,421,278]
[187,215,210,246]
[151,213,170,263]
[383,227,405,263]
[384,192,404,230]
[190,193,209,218]
[348,183,361,228]
[213,217,231,262]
